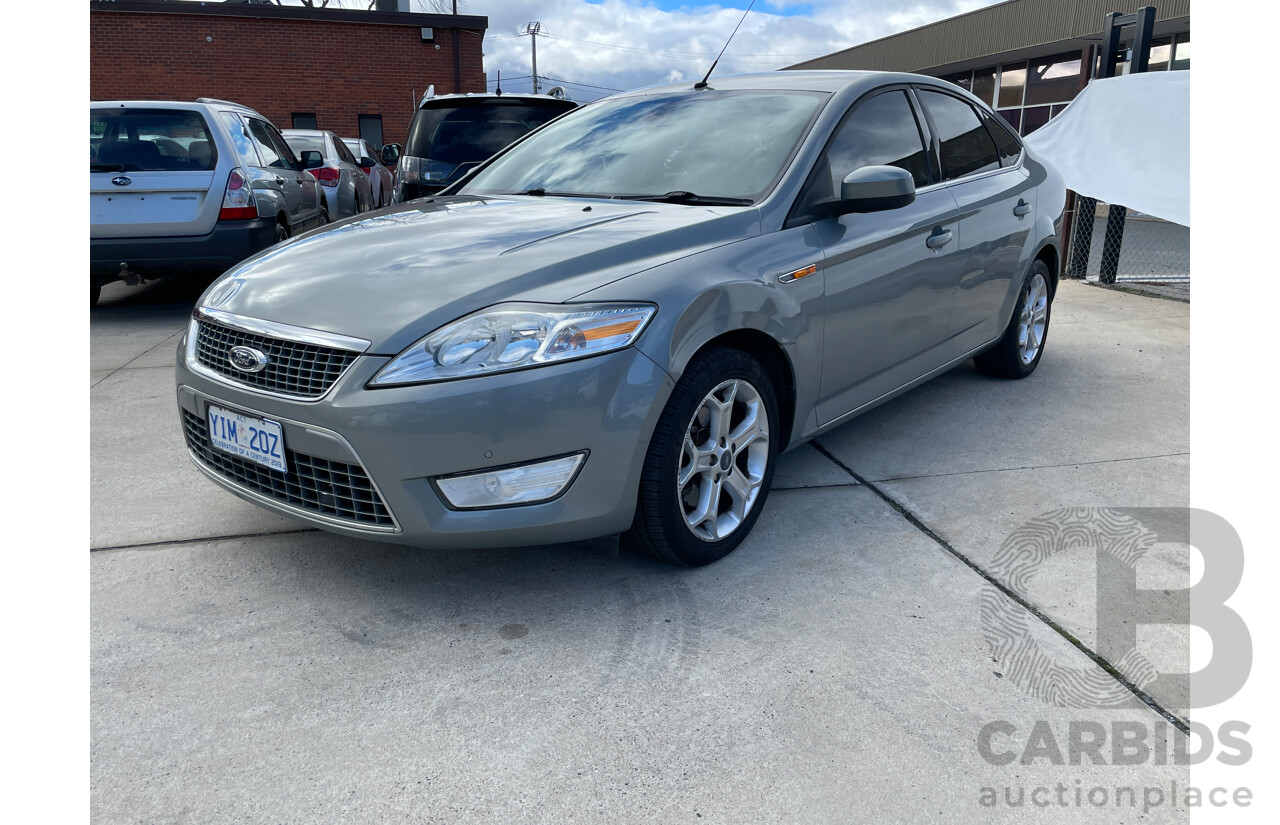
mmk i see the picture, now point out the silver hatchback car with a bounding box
[91,98,327,305]
[282,129,374,220]
[176,71,1064,566]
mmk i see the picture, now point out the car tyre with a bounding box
[318,203,329,227]
[974,259,1053,379]
[625,346,780,566]
[274,221,290,245]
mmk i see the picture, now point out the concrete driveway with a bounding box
[91,277,1191,823]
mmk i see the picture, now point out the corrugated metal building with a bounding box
[788,0,1190,137]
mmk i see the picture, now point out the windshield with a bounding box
[90,108,216,172]
[404,98,576,175]
[459,90,828,203]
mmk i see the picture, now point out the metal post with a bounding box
[452,1,460,93]
[1095,7,1157,283]
[524,21,541,95]
[1069,196,1098,279]
[1099,205,1127,284]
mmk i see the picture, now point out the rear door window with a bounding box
[90,108,217,172]
[917,89,1002,180]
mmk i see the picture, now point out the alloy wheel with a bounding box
[1018,272,1049,365]
[677,378,770,542]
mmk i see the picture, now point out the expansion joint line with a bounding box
[807,441,1191,736]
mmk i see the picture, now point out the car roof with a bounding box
[90,99,268,119]
[417,92,577,109]
[612,70,948,97]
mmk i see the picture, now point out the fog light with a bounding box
[434,453,586,509]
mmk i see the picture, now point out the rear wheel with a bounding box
[625,347,779,566]
[318,203,329,227]
[975,259,1052,379]
[274,221,289,245]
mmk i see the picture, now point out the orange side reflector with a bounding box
[779,264,817,283]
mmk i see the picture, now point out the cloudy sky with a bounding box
[208,1,1006,101]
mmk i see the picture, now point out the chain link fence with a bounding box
[1065,196,1190,300]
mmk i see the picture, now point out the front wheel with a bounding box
[625,347,780,566]
[974,260,1052,379]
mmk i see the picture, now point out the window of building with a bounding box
[1020,106,1052,136]
[996,108,1021,134]
[941,72,972,92]
[1148,37,1173,71]
[292,113,318,130]
[918,90,1000,180]
[358,115,384,150]
[971,68,997,107]
[1025,53,1081,106]
[1172,32,1190,70]
[997,62,1027,109]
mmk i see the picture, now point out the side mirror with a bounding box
[838,165,916,214]
[300,150,324,170]
[380,143,402,165]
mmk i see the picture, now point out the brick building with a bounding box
[89,0,489,150]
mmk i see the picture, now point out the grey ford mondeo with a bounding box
[175,71,1065,566]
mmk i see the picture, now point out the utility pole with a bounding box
[523,21,541,94]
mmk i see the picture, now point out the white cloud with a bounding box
[475,1,1003,100]
[172,1,1003,101]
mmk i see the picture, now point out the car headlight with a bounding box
[369,303,656,386]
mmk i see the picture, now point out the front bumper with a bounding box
[175,337,674,549]
[91,218,277,281]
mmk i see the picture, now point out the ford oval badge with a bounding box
[228,346,270,373]
[111,176,132,187]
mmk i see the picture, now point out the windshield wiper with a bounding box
[91,162,125,173]
[502,188,598,198]
[625,191,754,206]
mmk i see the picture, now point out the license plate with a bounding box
[207,405,288,473]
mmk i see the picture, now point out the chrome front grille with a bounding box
[195,317,360,399]
[182,410,396,529]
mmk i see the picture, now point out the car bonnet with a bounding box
[199,195,760,354]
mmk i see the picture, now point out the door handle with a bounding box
[273,176,286,186]
[1013,200,1031,217]
[926,228,953,249]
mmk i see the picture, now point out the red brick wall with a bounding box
[90,9,487,147]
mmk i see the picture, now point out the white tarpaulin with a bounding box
[1023,71,1189,227]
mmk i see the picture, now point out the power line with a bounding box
[541,75,624,93]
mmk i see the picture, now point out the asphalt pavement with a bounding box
[91,276,1191,823]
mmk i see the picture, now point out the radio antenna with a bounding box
[695,0,756,90]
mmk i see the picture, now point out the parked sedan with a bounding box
[341,137,394,208]
[176,71,1064,566]
[282,129,373,220]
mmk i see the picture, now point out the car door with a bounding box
[245,117,313,231]
[915,88,1036,352]
[797,88,963,425]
